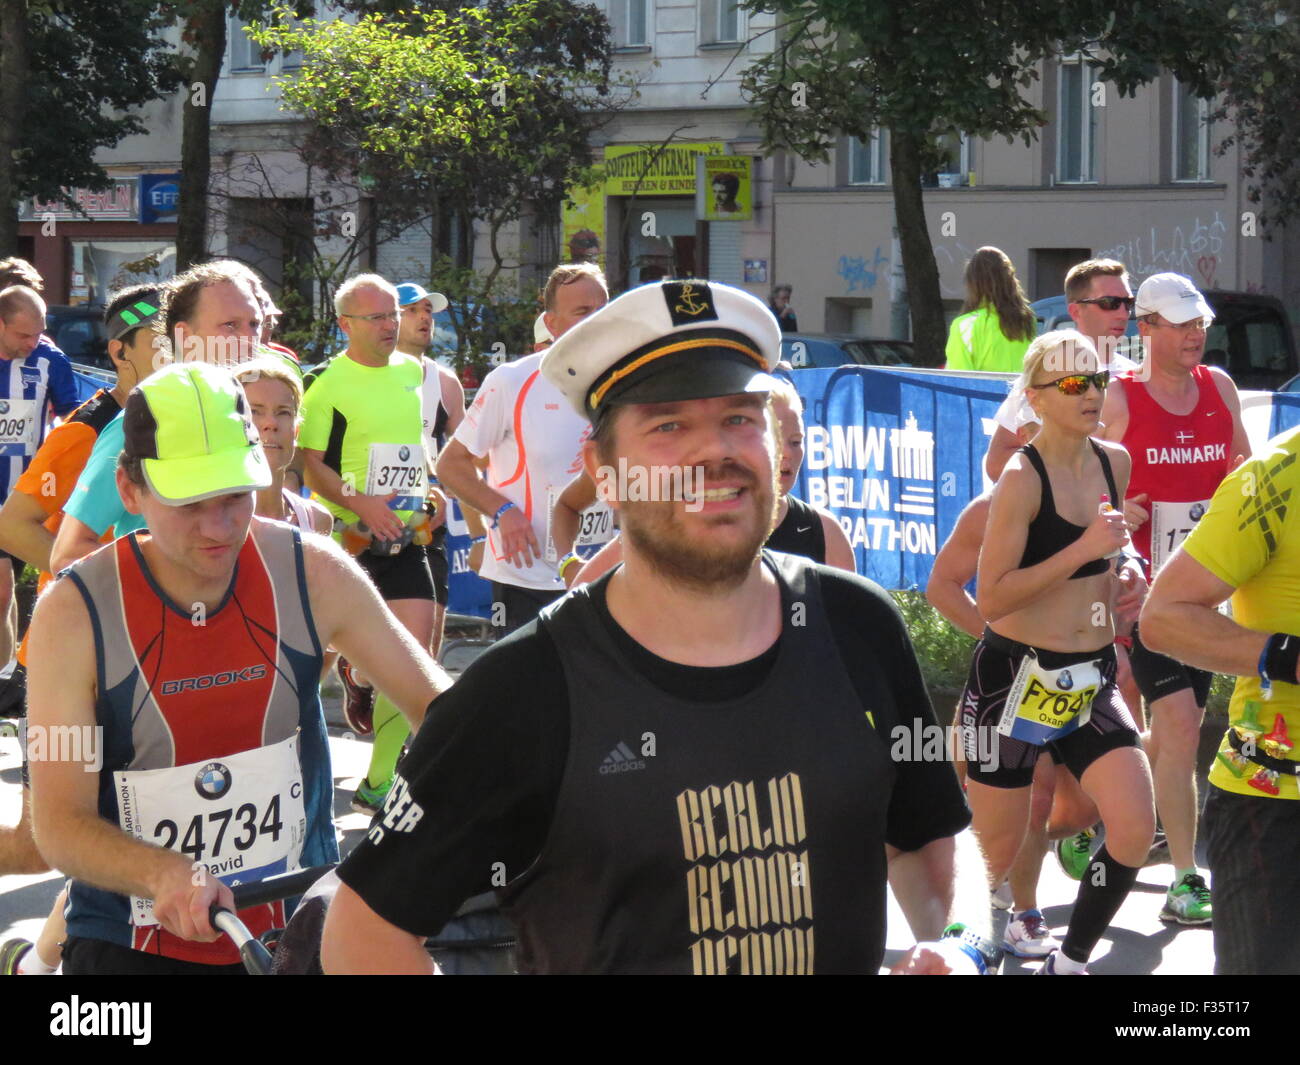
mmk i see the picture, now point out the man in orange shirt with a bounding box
[0,285,164,888]
[0,285,165,597]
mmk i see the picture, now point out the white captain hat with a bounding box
[540,279,781,423]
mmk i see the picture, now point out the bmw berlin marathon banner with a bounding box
[433,366,1300,615]
[788,367,1010,590]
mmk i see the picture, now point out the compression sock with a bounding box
[365,693,410,791]
[1060,845,1140,964]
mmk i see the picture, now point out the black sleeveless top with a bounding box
[765,495,826,564]
[506,552,894,973]
[1018,441,1118,579]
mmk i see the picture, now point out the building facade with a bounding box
[17,4,1297,357]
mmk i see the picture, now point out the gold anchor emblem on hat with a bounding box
[674,283,708,317]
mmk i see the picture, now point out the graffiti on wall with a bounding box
[837,248,890,292]
[1097,212,1227,288]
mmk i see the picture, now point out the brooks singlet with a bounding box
[454,353,612,591]
[1120,364,1234,573]
[63,520,338,964]
[765,495,826,564]
[300,351,427,526]
[1018,442,1118,579]
[1183,428,1300,799]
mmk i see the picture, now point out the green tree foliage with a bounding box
[0,0,183,249]
[248,0,629,360]
[1214,2,1300,229]
[739,1,1240,363]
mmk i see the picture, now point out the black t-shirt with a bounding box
[339,566,970,939]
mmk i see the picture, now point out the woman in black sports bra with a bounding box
[959,329,1156,975]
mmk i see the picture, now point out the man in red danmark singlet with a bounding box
[1100,272,1249,927]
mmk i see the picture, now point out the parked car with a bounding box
[1030,290,1297,392]
[45,305,109,369]
[781,333,915,370]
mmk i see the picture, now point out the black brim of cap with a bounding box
[595,347,776,415]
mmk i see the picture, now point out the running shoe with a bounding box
[1003,909,1060,958]
[1055,827,1097,881]
[990,879,1014,911]
[1161,872,1213,926]
[337,657,375,736]
[0,938,32,975]
[351,778,392,815]
[1144,830,1171,868]
[1036,950,1087,975]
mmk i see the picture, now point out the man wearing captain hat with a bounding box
[323,279,991,975]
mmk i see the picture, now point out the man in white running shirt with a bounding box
[435,263,610,633]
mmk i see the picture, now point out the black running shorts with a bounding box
[356,542,436,603]
[1129,624,1213,707]
[427,528,449,606]
[960,629,1140,789]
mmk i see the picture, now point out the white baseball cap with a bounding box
[540,280,781,422]
[534,314,552,345]
[1135,273,1214,325]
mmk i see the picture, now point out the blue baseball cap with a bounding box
[395,283,449,313]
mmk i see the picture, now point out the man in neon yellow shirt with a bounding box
[1141,425,1300,974]
[300,274,432,814]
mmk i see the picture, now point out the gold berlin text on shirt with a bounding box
[676,772,814,974]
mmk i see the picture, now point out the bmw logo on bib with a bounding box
[1056,670,1074,691]
[398,445,410,463]
[0,401,10,415]
[1190,503,1206,522]
[195,762,232,800]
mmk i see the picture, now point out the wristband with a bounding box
[491,501,516,528]
[1260,633,1300,701]
[558,552,582,579]
[470,535,486,545]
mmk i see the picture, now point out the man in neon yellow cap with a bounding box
[25,361,449,974]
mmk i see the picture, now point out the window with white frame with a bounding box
[934,130,971,183]
[229,16,265,72]
[1173,79,1211,181]
[1057,58,1099,183]
[701,0,742,45]
[611,0,649,47]
[848,131,888,185]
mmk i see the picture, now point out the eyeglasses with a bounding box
[1150,317,1210,333]
[340,311,399,324]
[1074,296,1135,312]
[1030,370,1110,396]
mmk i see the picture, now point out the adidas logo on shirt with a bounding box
[599,740,646,775]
